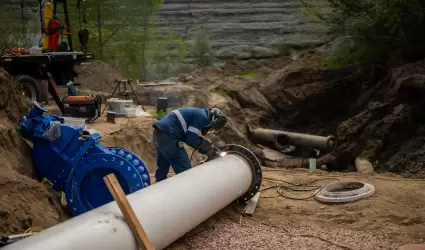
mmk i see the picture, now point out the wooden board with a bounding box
[104,174,154,250]
[243,192,261,217]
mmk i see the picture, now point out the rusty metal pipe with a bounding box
[252,128,334,150]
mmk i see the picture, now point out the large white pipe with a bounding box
[4,146,260,250]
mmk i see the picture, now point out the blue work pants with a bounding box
[152,132,191,182]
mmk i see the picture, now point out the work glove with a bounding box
[197,139,220,162]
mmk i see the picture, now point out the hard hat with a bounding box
[207,108,227,133]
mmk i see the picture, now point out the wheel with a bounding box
[15,74,42,102]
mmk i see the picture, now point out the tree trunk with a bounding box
[141,1,149,81]
[97,4,103,60]
[141,20,148,81]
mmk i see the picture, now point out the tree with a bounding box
[301,0,425,67]
[68,0,135,61]
[0,7,33,54]
[125,0,164,80]
[193,25,213,67]
[149,26,187,80]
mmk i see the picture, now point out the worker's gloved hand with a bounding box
[197,139,220,162]
[206,147,220,162]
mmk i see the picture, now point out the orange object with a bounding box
[64,96,92,101]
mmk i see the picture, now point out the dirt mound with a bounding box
[0,69,66,234]
[100,120,205,173]
[74,60,124,93]
[335,61,425,176]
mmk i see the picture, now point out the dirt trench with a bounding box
[129,57,425,177]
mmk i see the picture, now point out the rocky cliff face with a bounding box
[5,0,330,58]
[157,0,330,58]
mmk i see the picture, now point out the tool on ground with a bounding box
[104,174,154,250]
[102,79,146,114]
[18,102,151,217]
[0,233,37,247]
[1,144,262,250]
[314,181,376,203]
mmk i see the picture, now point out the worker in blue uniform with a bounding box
[152,107,228,182]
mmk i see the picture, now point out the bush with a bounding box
[193,25,214,67]
[0,11,33,55]
[302,0,425,66]
[151,108,173,120]
[232,70,258,77]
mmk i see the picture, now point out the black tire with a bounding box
[15,74,42,103]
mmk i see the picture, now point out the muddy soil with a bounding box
[0,69,67,235]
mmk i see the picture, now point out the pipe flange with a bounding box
[219,144,262,203]
[65,153,144,216]
[107,147,151,186]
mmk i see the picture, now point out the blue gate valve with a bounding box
[19,102,151,216]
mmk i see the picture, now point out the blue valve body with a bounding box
[19,102,151,216]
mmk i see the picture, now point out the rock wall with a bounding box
[157,0,330,58]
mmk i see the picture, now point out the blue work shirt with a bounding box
[154,107,210,148]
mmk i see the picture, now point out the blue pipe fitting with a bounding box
[108,147,151,187]
[19,101,64,140]
[19,102,150,217]
[65,153,144,216]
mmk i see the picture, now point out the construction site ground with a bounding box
[2,55,425,249]
[45,106,425,249]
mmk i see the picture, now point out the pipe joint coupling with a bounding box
[219,144,262,203]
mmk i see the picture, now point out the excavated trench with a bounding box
[130,57,425,177]
[0,69,67,235]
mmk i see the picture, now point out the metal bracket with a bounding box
[219,144,262,203]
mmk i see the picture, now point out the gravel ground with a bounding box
[182,216,404,250]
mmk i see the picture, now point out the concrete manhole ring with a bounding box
[314,181,375,203]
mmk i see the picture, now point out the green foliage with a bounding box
[68,0,187,81]
[193,25,214,67]
[232,70,258,77]
[149,27,187,80]
[151,108,173,120]
[319,43,363,68]
[0,9,34,54]
[301,0,425,66]
[278,44,292,55]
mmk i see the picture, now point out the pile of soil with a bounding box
[100,119,204,174]
[0,69,66,235]
[74,60,124,94]
[335,61,425,176]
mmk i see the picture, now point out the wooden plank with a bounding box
[104,174,154,250]
[243,192,261,217]
[398,244,425,250]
